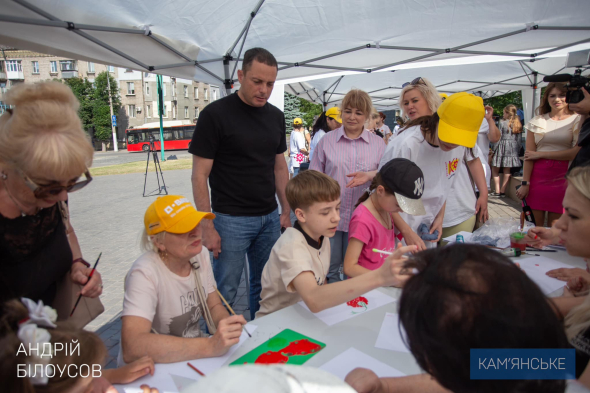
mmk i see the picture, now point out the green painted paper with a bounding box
[230,329,326,366]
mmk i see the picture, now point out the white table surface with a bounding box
[119,248,587,392]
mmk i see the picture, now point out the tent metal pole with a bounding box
[148,34,193,62]
[11,0,150,70]
[536,37,590,56]
[152,62,195,70]
[518,61,534,85]
[299,82,315,102]
[278,45,368,72]
[467,74,531,91]
[458,80,532,87]
[537,26,590,31]
[327,76,344,103]
[223,57,232,95]
[325,76,345,93]
[323,92,327,111]
[225,0,265,56]
[230,18,252,81]
[367,86,395,94]
[196,63,225,83]
[435,80,460,88]
[0,14,144,34]
[375,44,532,57]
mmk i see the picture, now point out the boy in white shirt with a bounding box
[256,170,416,318]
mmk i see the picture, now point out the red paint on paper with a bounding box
[254,351,289,364]
[347,296,369,308]
[280,339,322,356]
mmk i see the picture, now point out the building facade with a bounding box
[0,48,220,134]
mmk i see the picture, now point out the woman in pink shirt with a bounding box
[310,89,385,283]
[344,158,425,277]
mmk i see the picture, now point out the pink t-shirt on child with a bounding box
[348,204,396,271]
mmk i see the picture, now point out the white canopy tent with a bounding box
[1,0,590,99]
[283,49,590,123]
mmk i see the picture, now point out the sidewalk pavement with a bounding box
[69,169,521,369]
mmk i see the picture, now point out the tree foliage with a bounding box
[60,72,122,142]
[483,91,523,117]
[298,97,323,129]
[283,92,323,132]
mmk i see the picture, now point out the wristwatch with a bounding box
[73,257,91,268]
[521,181,528,186]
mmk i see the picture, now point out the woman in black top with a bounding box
[0,82,102,307]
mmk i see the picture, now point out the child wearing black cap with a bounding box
[344,159,426,278]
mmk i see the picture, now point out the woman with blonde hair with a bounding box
[491,104,523,197]
[0,82,102,308]
[310,89,385,282]
[516,83,581,225]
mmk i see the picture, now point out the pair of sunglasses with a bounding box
[21,170,93,199]
[402,77,425,88]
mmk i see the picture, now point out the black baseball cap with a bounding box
[379,158,426,216]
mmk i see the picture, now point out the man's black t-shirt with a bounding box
[189,92,286,216]
[569,117,590,172]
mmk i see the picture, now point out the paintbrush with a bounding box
[70,252,102,317]
[215,288,252,338]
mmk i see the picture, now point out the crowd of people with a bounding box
[1,46,589,393]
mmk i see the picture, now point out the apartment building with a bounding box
[117,69,219,129]
[0,48,220,131]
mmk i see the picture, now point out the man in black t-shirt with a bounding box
[189,48,290,319]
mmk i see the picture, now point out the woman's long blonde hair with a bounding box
[0,82,93,179]
[503,104,522,134]
[564,166,590,340]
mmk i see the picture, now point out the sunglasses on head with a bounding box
[402,77,425,88]
[20,170,93,199]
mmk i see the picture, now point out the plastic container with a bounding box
[509,232,527,251]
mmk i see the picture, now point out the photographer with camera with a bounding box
[568,87,590,171]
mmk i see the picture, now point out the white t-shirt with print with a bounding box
[476,119,491,190]
[378,125,479,246]
[122,249,216,337]
[289,130,306,170]
[443,144,485,228]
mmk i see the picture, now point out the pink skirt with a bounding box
[527,158,568,213]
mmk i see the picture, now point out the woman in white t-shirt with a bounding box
[119,195,247,365]
[378,92,489,250]
[289,118,308,178]
[309,107,342,162]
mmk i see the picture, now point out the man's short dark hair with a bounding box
[399,244,568,393]
[242,48,278,74]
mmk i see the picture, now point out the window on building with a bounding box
[60,60,75,71]
[194,107,200,118]
[184,106,189,118]
[194,87,199,99]
[172,105,176,119]
[128,105,136,118]
[158,104,168,118]
[204,88,208,100]
[212,89,217,101]
[0,61,4,73]
[146,105,151,117]
[184,85,188,97]
[7,60,22,72]
[145,82,150,95]
[50,61,57,73]
[125,68,133,73]
[144,72,150,78]
[32,61,39,74]
[162,83,166,97]
[127,82,135,95]
[107,65,115,72]
[87,62,95,73]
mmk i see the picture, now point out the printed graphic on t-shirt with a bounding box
[296,153,305,163]
[446,158,459,178]
[167,287,207,338]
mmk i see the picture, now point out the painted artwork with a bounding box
[299,289,396,326]
[229,329,325,366]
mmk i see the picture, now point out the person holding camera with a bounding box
[569,87,590,171]
[516,82,581,226]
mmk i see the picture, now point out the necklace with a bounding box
[369,194,391,230]
[1,174,41,217]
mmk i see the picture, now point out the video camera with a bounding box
[543,49,590,104]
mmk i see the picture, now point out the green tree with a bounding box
[92,71,121,142]
[298,97,323,129]
[62,77,94,132]
[284,93,303,133]
[483,91,523,117]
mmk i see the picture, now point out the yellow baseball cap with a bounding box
[293,118,303,125]
[439,93,448,100]
[144,195,215,236]
[325,107,342,123]
[437,92,484,148]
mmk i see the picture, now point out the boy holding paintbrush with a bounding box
[256,171,416,318]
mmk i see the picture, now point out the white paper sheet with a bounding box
[299,289,396,326]
[114,324,258,393]
[320,347,406,381]
[442,231,474,243]
[375,313,410,353]
[517,257,570,295]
